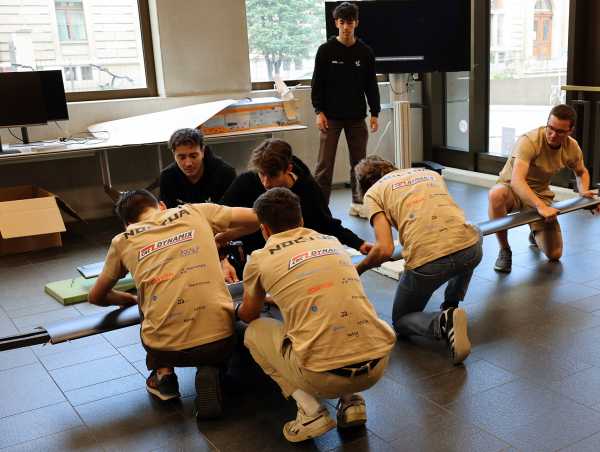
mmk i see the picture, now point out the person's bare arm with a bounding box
[572,159,600,213]
[88,274,137,307]
[511,159,558,220]
[355,213,394,275]
[237,286,266,323]
[215,207,259,245]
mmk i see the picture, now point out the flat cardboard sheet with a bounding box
[88,99,237,145]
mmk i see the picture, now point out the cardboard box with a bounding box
[200,97,298,135]
[0,185,76,255]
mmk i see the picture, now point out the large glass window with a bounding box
[446,71,470,151]
[489,0,569,156]
[0,0,156,100]
[245,0,326,83]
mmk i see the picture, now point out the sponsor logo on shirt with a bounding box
[332,60,343,64]
[391,175,435,190]
[288,247,338,269]
[307,281,333,294]
[180,245,200,257]
[148,272,175,285]
[268,234,334,255]
[123,209,191,240]
[138,230,194,261]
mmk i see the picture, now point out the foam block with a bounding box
[44,275,135,305]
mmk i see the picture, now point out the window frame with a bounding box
[65,0,157,102]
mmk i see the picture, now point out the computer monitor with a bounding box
[0,71,47,128]
[39,70,69,122]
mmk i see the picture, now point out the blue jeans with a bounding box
[392,238,483,339]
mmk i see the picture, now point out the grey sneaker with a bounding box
[494,248,512,273]
[440,307,471,365]
[336,394,367,428]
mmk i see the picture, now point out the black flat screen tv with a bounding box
[324,0,470,73]
[39,70,69,122]
[0,72,47,128]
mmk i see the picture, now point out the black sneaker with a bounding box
[494,248,512,273]
[529,231,538,247]
[146,370,180,401]
[194,366,223,420]
[440,308,471,365]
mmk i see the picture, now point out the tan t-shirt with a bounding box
[364,168,479,270]
[498,126,583,199]
[243,227,396,372]
[101,203,234,351]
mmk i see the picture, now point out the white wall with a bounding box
[0,0,423,220]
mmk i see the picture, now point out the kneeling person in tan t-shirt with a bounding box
[237,187,396,443]
[355,157,482,365]
[489,104,598,272]
[88,189,258,418]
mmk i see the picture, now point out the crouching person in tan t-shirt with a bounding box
[237,187,396,443]
[489,104,598,273]
[355,157,482,365]
[88,189,258,419]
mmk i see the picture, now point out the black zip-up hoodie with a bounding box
[311,37,380,120]
[221,155,365,255]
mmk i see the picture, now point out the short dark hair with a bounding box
[115,189,159,226]
[355,156,397,196]
[248,139,293,177]
[549,104,577,128]
[333,2,358,21]
[253,187,302,234]
[169,128,204,152]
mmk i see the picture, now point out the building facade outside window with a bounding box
[489,0,569,156]
[0,0,154,99]
[245,0,325,83]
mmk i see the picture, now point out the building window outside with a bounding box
[55,0,87,42]
[81,65,93,80]
[489,0,568,156]
[0,0,153,99]
[245,0,325,82]
[64,65,77,81]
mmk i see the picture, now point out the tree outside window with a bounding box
[245,0,325,82]
[55,0,87,42]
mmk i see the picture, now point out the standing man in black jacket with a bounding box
[159,128,236,208]
[311,1,380,217]
[221,139,371,257]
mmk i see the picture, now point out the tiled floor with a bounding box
[2,182,600,451]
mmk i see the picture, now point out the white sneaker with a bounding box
[348,203,369,219]
[283,406,336,442]
[336,394,367,428]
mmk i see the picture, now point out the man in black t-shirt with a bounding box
[220,139,371,257]
[311,2,380,216]
[159,128,236,208]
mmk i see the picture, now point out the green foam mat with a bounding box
[44,274,135,305]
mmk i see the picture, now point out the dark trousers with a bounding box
[144,335,235,371]
[392,239,483,339]
[315,118,368,203]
